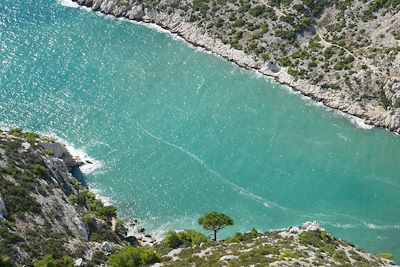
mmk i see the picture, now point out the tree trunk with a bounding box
[213,230,217,241]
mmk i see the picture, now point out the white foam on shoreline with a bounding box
[58,0,80,8]
[333,110,374,130]
[58,0,92,11]
[278,84,374,130]
[90,187,114,206]
[132,215,199,241]
[40,132,103,174]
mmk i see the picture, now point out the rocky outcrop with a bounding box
[40,141,82,170]
[0,192,7,220]
[0,130,128,266]
[70,0,400,134]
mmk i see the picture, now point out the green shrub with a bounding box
[68,195,78,205]
[8,128,23,136]
[90,250,108,265]
[115,0,128,6]
[108,246,160,267]
[280,56,292,67]
[3,220,16,229]
[31,164,47,176]
[178,229,208,246]
[379,89,391,109]
[95,205,117,221]
[33,255,74,267]
[298,231,329,248]
[394,98,400,107]
[224,228,260,243]
[0,255,13,267]
[378,252,394,260]
[162,230,208,249]
[262,53,270,61]
[8,128,39,142]
[83,213,95,225]
[1,179,41,216]
[233,18,245,27]
[162,231,183,249]
[394,31,400,40]
[47,149,55,156]
[249,5,265,17]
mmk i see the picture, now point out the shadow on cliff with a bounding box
[71,166,89,188]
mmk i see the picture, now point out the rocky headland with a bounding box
[0,129,142,266]
[70,0,400,134]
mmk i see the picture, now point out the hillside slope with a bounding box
[0,129,132,266]
[156,222,397,267]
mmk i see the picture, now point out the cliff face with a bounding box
[71,0,400,134]
[0,130,128,266]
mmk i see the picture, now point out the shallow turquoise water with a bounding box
[1,0,400,259]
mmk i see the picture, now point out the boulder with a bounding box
[91,0,104,11]
[74,258,83,267]
[126,5,145,20]
[101,242,113,255]
[302,221,324,232]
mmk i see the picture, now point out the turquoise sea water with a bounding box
[1,0,400,259]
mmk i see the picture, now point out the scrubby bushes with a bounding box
[379,89,391,109]
[378,252,394,260]
[8,128,39,143]
[298,231,330,248]
[394,98,400,107]
[249,5,265,17]
[33,255,74,267]
[0,177,41,218]
[162,230,208,249]
[0,256,13,267]
[108,246,160,267]
[73,190,117,222]
[224,228,260,243]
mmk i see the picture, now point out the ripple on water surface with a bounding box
[0,0,400,260]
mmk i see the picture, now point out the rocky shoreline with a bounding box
[47,133,159,245]
[0,129,157,265]
[1,129,397,265]
[68,0,400,134]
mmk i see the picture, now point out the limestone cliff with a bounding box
[0,129,130,266]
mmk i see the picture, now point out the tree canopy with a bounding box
[198,212,234,241]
